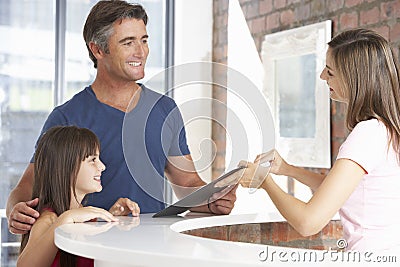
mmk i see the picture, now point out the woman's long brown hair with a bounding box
[19,126,100,267]
[329,28,400,161]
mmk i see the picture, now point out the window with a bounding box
[0,1,168,266]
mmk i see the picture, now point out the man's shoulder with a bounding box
[55,87,93,111]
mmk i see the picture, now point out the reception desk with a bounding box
[55,212,377,267]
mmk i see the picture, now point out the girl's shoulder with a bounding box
[37,209,58,224]
[28,209,59,241]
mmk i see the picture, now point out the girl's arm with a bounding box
[249,158,365,236]
[17,210,62,267]
[17,207,117,267]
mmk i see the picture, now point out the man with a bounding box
[7,0,237,234]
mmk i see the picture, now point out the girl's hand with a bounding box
[109,198,140,217]
[59,206,118,224]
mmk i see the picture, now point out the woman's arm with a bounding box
[279,164,326,191]
[255,149,326,190]
[260,158,365,236]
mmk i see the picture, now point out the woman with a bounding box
[17,126,140,267]
[239,28,400,254]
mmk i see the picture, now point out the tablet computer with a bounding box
[152,166,245,217]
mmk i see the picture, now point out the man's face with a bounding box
[103,18,149,82]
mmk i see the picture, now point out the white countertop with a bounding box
[55,212,377,267]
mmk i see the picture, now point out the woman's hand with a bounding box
[237,161,271,189]
[254,149,289,176]
[238,149,289,189]
[59,206,118,224]
[109,198,140,217]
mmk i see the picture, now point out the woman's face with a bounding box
[320,48,347,103]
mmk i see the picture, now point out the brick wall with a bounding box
[212,0,229,178]
[183,220,343,250]
[211,0,400,172]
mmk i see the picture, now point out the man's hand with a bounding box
[109,198,140,217]
[207,184,238,215]
[8,198,39,234]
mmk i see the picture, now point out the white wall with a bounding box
[174,0,280,215]
[174,0,213,182]
[227,0,278,215]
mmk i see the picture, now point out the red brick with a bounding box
[217,0,229,13]
[244,2,259,19]
[371,25,390,41]
[311,0,326,16]
[214,139,226,154]
[390,24,400,43]
[345,0,363,8]
[331,15,340,36]
[183,226,228,241]
[331,139,342,160]
[281,9,295,26]
[287,225,307,241]
[321,220,343,240]
[331,101,346,117]
[212,168,225,179]
[206,226,229,240]
[266,12,280,31]
[218,28,228,45]
[254,37,263,52]
[274,0,286,9]
[360,7,380,26]
[327,0,344,13]
[250,17,266,34]
[393,46,399,62]
[332,118,347,139]
[215,13,228,27]
[381,1,400,20]
[228,224,262,243]
[259,0,273,15]
[295,3,310,21]
[339,11,358,31]
[212,152,226,171]
[310,245,327,250]
[271,222,289,243]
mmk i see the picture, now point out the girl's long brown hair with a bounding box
[329,28,400,161]
[20,126,100,267]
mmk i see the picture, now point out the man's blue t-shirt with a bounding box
[33,85,190,213]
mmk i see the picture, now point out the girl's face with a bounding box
[75,149,105,201]
[320,48,347,103]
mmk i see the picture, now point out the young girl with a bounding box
[17,126,140,267]
[239,28,400,254]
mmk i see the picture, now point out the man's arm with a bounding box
[165,155,237,214]
[6,163,39,234]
